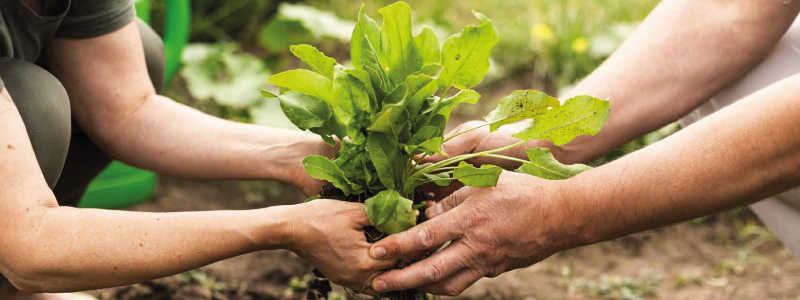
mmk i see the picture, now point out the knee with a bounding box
[137,19,166,94]
[0,58,71,189]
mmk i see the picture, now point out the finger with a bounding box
[426,186,478,219]
[369,211,465,260]
[340,202,372,228]
[371,241,472,292]
[418,268,484,296]
[367,253,401,270]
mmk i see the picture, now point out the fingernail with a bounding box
[373,279,387,291]
[371,246,387,259]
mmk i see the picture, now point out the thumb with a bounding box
[425,186,477,219]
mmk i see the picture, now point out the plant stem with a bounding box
[482,154,529,165]
[433,166,458,171]
[442,123,490,143]
[411,140,526,178]
[420,86,452,130]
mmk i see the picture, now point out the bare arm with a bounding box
[563,73,800,245]
[556,0,800,163]
[438,0,800,167]
[0,90,386,292]
[46,21,334,195]
[367,73,800,295]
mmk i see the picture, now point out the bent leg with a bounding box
[0,58,71,189]
[53,19,167,206]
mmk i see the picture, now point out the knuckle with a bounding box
[416,227,436,248]
[355,259,373,273]
[423,263,445,282]
[382,239,401,257]
[443,285,464,296]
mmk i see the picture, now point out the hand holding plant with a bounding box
[285,200,393,291]
[262,1,610,298]
[368,172,570,296]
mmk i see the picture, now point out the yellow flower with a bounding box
[572,37,589,54]
[531,22,554,42]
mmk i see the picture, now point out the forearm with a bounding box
[87,94,335,181]
[558,74,800,250]
[554,0,799,164]
[6,204,293,292]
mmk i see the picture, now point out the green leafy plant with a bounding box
[264,1,610,235]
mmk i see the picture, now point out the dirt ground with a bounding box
[85,176,800,300]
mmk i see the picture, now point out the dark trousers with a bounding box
[0,19,165,207]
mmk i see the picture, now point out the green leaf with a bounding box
[423,89,480,115]
[269,70,333,103]
[424,172,451,186]
[400,74,438,121]
[483,90,560,131]
[437,11,499,90]
[290,44,337,79]
[415,27,440,65]
[332,65,371,134]
[365,189,401,226]
[271,91,332,130]
[261,90,278,98]
[513,95,611,146]
[334,141,368,185]
[453,161,502,187]
[351,4,382,72]
[419,137,446,157]
[346,69,377,111]
[367,132,405,190]
[369,75,435,133]
[310,113,347,146]
[429,114,448,137]
[417,63,443,77]
[405,126,440,154]
[370,192,416,235]
[368,106,396,133]
[377,1,424,87]
[516,148,592,180]
[309,127,336,146]
[302,155,362,195]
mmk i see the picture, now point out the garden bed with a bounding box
[86,176,800,300]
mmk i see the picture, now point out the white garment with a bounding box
[679,17,800,261]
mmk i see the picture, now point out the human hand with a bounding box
[287,139,340,197]
[368,172,574,296]
[286,200,394,291]
[432,121,550,169]
[421,120,549,199]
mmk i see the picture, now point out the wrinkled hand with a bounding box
[433,121,548,168]
[287,200,394,291]
[368,172,571,296]
[422,120,549,199]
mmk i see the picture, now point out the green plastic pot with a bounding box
[78,0,190,209]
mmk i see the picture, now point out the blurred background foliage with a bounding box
[152,0,671,160]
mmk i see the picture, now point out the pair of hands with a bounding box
[285,121,571,295]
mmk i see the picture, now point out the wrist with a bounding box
[251,206,296,251]
[257,131,337,183]
[548,173,603,251]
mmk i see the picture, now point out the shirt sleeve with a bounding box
[55,0,136,39]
